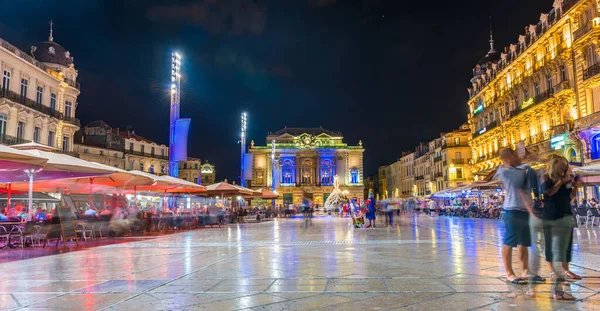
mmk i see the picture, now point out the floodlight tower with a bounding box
[240,112,247,186]
[169,52,182,177]
[271,139,276,192]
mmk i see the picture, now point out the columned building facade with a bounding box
[0,29,80,151]
[244,128,364,206]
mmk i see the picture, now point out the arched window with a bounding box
[281,160,294,184]
[320,160,333,185]
[351,169,359,184]
[301,159,313,185]
[591,134,600,160]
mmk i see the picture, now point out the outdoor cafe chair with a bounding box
[589,208,600,227]
[576,208,591,227]
[75,222,93,241]
[0,226,9,248]
[9,221,37,248]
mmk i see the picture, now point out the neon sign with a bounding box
[478,127,487,134]
[521,97,534,109]
[550,134,567,150]
[473,104,484,115]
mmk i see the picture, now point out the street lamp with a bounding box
[240,112,247,186]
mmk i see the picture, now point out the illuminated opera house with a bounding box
[243,127,365,206]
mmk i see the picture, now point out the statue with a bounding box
[324,175,348,211]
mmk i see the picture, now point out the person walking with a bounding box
[487,148,543,285]
[365,193,376,228]
[540,156,577,300]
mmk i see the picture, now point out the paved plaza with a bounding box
[1,216,599,311]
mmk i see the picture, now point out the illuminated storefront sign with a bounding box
[478,127,487,134]
[550,134,567,150]
[473,104,484,115]
[521,97,534,109]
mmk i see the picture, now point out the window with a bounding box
[2,70,10,92]
[141,145,145,154]
[140,162,144,171]
[534,81,540,96]
[183,163,187,169]
[546,73,553,92]
[454,137,460,145]
[83,148,89,154]
[20,78,28,100]
[36,86,43,104]
[62,136,70,152]
[320,160,333,185]
[456,167,464,179]
[587,45,597,67]
[0,114,7,137]
[17,121,25,140]
[65,101,72,117]
[281,160,294,184]
[161,149,165,156]
[195,163,198,169]
[47,131,55,147]
[129,142,133,152]
[50,93,56,111]
[33,126,40,143]
[194,177,198,184]
[351,169,359,184]
[455,152,462,160]
[524,88,529,100]
[151,146,155,156]
[560,65,567,82]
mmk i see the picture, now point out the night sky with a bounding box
[0,0,549,181]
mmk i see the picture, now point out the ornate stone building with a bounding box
[178,157,202,183]
[200,162,216,185]
[467,0,579,179]
[0,25,80,151]
[244,128,364,206]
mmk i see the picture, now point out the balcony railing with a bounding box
[124,149,169,160]
[475,151,500,164]
[415,175,424,180]
[574,22,593,41]
[442,142,470,149]
[584,63,600,81]
[0,134,30,146]
[524,130,552,146]
[0,37,48,72]
[553,80,571,94]
[451,159,469,165]
[433,156,443,162]
[64,78,81,90]
[0,88,81,126]
[472,120,499,139]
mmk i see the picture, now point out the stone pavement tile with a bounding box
[472,292,598,311]
[76,280,166,293]
[10,293,62,308]
[560,293,600,311]
[106,292,251,310]
[148,278,224,293]
[186,293,287,310]
[326,279,387,292]
[243,293,354,311]
[24,293,133,310]
[448,284,517,293]
[442,277,507,285]
[0,294,18,310]
[209,279,275,293]
[574,278,600,290]
[405,293,503,310]
[385,279,453,292]
[267,292,318,300]
[329,293,450,310]
[25,281,102,293]
[0,280,60,293]
[268,279,328,292]
[526,283,594,293]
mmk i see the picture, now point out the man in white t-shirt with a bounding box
[428,200,438,216]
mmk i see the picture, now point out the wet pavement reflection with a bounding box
[0,215,599,310]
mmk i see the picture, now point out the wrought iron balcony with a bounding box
[442,142,470,149]
[124,149,169,160]
[584,63,600,81]
[451,159,468,165]
[553,80,571,94]
[472,120,499,139]
[415,175,424,180]
[64,78,81,90]
[574,22,592,41]
[433,155,443,162]
[0,134,30,146]
[0,88,81,127]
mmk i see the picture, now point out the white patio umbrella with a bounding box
[0,144,49,209]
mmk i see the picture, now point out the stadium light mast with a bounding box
[240,112,247,186]
[169,52,182,177]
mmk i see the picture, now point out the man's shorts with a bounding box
[503,209,531,247]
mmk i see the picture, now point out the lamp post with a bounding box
[240,112,247,186]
